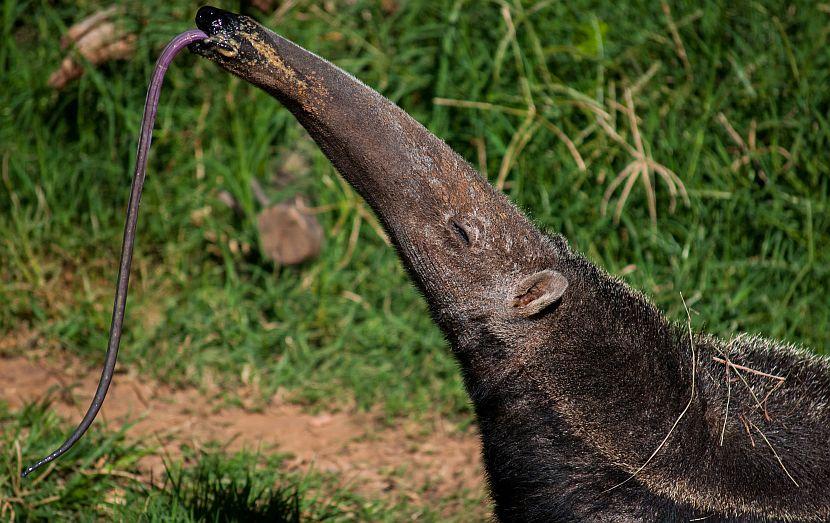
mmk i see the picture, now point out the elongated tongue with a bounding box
[21,28,208,479]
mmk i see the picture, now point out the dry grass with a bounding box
[599,89,689,224]
[710,341,798,487]
[716,112,793,184]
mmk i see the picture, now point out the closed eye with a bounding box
[451,220,471,246]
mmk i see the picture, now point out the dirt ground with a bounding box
[0,328,488,516]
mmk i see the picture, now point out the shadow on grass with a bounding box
[163,454,301,523]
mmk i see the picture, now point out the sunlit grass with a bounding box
[1,0,828,517]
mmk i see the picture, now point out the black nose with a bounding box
[195,5,237,35]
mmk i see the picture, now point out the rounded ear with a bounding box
[510,270,568,317]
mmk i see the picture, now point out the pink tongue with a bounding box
[21,28,208,479]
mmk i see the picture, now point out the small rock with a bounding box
[257,198,324,265]
[48,6,136,90]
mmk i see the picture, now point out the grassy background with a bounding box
[1,0,828,519]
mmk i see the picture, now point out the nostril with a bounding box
[451,220,471,246]
[195,6,217,31]
[195,6,235,35]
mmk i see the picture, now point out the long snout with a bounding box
[190,6,543,303]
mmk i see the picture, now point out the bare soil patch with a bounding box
[0,330,487,517]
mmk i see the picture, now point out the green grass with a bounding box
[1,399,461,521]
[1,0,829,517]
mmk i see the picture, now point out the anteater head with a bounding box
[191,6,578,377]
